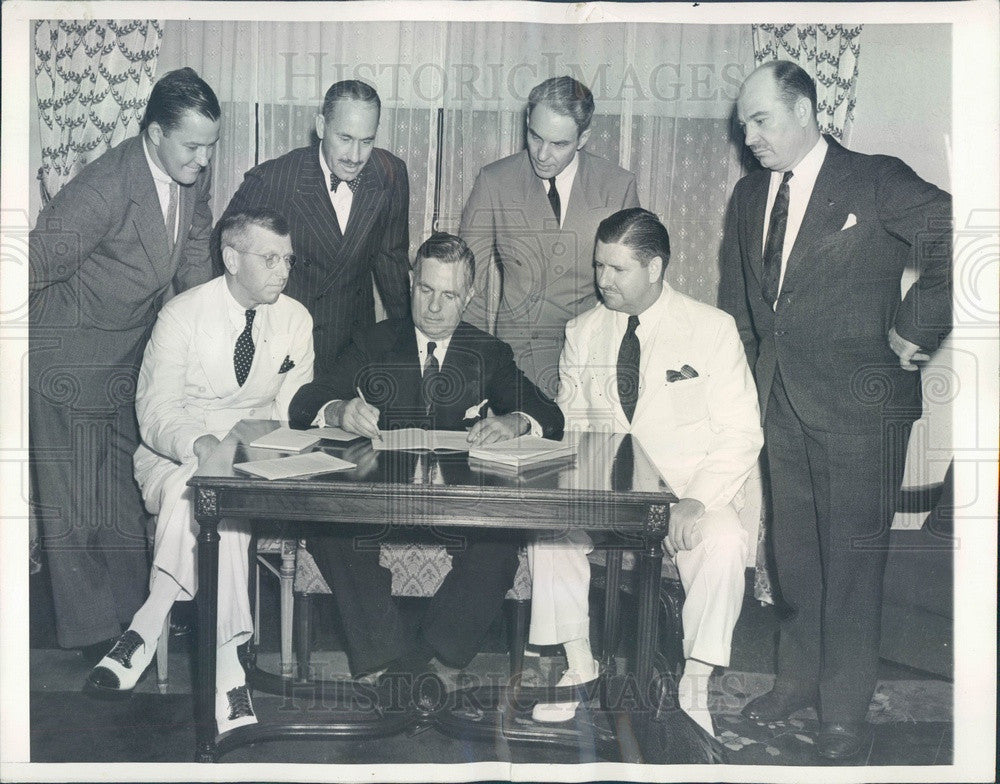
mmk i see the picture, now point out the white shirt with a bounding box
[315,325,542,435]
[541,153,578,229]
[318,145,356,234]
[612,284,669,405]
[223,278,264,347]
[762,136,828,302]
[142,135,180,243]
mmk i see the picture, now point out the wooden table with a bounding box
[190,419,675,762]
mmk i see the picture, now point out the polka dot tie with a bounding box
[234,309,256,387]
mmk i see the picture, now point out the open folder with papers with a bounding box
[234,452,356,480]
[371,428,472,452]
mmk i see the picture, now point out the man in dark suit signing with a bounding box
[289,233,563,689]
[29,67,220,659]
[719,61,952,759]
[219,79,410,374]
[459,76,639,397]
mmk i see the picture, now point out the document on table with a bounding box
[468,435,577,468]
[249,427,321,451]
[371,428,472,452]
[311,425,363,441]
[234,452,356,480]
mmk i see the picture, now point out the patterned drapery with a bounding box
[752,24,863,140]
[33,19,163,201]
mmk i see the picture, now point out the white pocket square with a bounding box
[841,213,858,230]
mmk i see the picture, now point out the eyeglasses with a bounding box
[229,247,297,270]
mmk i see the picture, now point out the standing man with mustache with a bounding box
[459,76,639,397]
[720,60,952,759]
[219,80,411,373]
[29,67,221,663]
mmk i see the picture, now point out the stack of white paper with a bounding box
[234,452,356,480]
[468,436,577,468]
[249,427,321,452]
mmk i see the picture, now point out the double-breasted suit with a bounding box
[134,276,314,646]
[218,146,411,374]
[530,285,763,665]
[29,134,214,648]
[459,150,639,397]
[719,136,952,723]
[289,318,563,676]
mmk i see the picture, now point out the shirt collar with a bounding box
[414,325,453,361]
[142,134,175,187]
[553,151,580,195]
[223,277,261,329]
[775,135,828,190]
[318,144,365,190]
[613,282,668,335]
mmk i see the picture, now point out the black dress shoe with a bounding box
[816,721,870,760]
[741,688,814,723]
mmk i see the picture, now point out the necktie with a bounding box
[762,170,793,308]
[611,435,635,491]
[165,182,179,255]
[330,172,361,193]
[234,309,256,387]
[421,341,440,415]
[547,177,561,224]
[617,314,640,422]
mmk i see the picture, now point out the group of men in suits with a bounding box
[29,58,951,757]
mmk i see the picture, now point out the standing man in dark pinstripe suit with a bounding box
[219,80,411,373]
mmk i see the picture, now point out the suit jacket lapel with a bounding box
[782,140,852,291]
[341,156,384,250]
[196,279,239,398]
[745,172,769,285]
[294,148,344,253]
[513,152,559,229]
[128,138,173,279]
[388,321,423,410]
[633,288,686,424]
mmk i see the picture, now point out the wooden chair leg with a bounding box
[279,544,295,679]
[507,599,529,680]
[294,593,313,683]
[156,612,171,694]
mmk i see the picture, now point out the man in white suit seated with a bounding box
[529,208,763,735]
[86,207,314,733]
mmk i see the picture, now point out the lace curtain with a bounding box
[33,19,163,201]
[752,24,863,141]
[750,24,864,604]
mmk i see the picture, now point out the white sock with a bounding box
[216,636,246,693]
[127,569,181,648]
[678,658,715,736]
[562,637,595,674]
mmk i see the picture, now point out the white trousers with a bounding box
[528,503,748,667]
[147,460,253,647]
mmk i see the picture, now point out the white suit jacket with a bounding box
[557,283,762,511]
[134,275,314,505]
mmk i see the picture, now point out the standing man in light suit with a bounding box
[529,209,763,735]
[29,67,220,661]
[219,80,411,375]
[720,61,952,759]
[459,76,639,397]
[86,208,313,733]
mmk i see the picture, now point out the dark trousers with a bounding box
[29,389,150,648]
[765,369,911,723]
[306,529,520,676]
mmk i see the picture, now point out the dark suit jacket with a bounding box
[459,149,639,396]
[218,145,411,375]
[29,134,213,400]
[719,137,952,432]
[289,318,564,438]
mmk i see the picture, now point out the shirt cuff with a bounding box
[514,412,543,437]
[312,400,341,428]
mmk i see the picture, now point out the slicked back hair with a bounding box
[527,76,595,135]
[761,60,818,118]
[321,79,381,122]
[218,207,291,252]
[413,233,475,291]
[140,67,220,132]
[596,208,671,278]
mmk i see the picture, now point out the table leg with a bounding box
[601,548,623,663]
[635,539,663,704]
[195,488,220,763]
